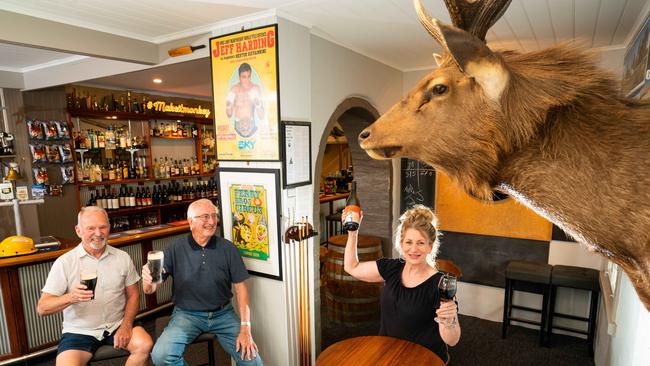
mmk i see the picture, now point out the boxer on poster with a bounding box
[226,63,265,138]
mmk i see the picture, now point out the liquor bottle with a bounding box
[105,189,112,210]
[342,181,361,231]
[129,163,136,180]
[98,190,106,209]
[119,127,128,148]
[105,125,115,150]
[118,185,126,208]
[112,189,120,210]
[122,161,129,180]
[108,161,116,181]
[135,187,142,207]
[131,98,141,113]
[145,187,152,206]
[140,95,146,114]
[87,192,96,206]
[152,186,158,205]
[183,159,190,176]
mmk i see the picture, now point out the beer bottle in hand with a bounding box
[343,181,361,231]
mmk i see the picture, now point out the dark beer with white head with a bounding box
[80,270,97,300]
[148,251,164,283]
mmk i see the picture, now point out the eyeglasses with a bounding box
[192,213,219,222]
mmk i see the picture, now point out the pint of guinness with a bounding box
[148,251,164,283]
[80,270,98,300]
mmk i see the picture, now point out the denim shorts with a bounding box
[57,330,115,355]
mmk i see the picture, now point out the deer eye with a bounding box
[432,84,448,96]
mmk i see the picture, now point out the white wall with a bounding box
[309,33,403,358]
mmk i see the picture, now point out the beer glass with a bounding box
[80,269,98,300]
[148,251,164,284]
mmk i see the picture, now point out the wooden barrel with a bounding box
[325,234,383,325]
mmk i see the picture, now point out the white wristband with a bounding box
[241,321,251,327]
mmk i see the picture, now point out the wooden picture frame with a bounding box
[217,167,282,280]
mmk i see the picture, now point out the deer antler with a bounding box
[415,0,512,42]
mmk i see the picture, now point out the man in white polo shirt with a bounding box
[37,206,153,366]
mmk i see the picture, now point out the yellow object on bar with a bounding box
[0,235,37,258]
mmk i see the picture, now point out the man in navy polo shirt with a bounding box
[143,199,262,365]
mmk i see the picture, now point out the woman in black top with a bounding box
[342,204,460,363]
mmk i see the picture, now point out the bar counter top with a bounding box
[0,223,189,268]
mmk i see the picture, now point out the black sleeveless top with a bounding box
[376,258,448,361]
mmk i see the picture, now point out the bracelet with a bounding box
[240,321,251,327]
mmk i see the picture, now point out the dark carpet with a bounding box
[321,314,595,366]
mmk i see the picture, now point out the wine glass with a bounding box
[436,273,457,328]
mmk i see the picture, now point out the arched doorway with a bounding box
[314,97,393,352]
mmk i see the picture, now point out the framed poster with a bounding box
[281,121,312,188]
[218,167,282,280]
[210,24,281,161]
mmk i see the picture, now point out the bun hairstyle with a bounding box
[394,205,440,268]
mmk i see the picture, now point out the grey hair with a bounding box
[393,205,441,269]
[77,206,109,226]
[187,199,219,220]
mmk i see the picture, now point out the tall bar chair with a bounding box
[502,260,553,346]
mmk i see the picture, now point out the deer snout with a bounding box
[358,127,403,160]
[359,129,370,142]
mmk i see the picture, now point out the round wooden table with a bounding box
[317,336,445,365]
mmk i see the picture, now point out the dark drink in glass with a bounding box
[439,274,457,301]
[437,273,458,327]
[80,270,97,300]
[148,251,164,284]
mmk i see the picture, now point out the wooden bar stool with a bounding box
[548,265,600,356]
[502,260,552,346]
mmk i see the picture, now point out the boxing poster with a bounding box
[210,24,280,161]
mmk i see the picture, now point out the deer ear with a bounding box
[433,20,509,103]
[432,53,444,67]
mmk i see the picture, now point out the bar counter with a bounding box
[0,224,190,362]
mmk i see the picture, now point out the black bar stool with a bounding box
[88,346,130,365]
[502,260,552,346]
[156,315,217,366]
[325,212,344,242]
[548,265,600,356]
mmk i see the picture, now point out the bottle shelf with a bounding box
[80,178,147,187]
[151,136,194,140]
[105,197,219,217]
[80,173,215,187]
[151,173,215,181]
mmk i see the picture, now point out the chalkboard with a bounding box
[400,158,436,214]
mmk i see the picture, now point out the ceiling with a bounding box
[1,0,648,97]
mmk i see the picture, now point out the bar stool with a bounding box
[88,346,130,365]
[325,212,343,242]
[156,316,217,366]
[548,265,600,356]
[502,260,552,346]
